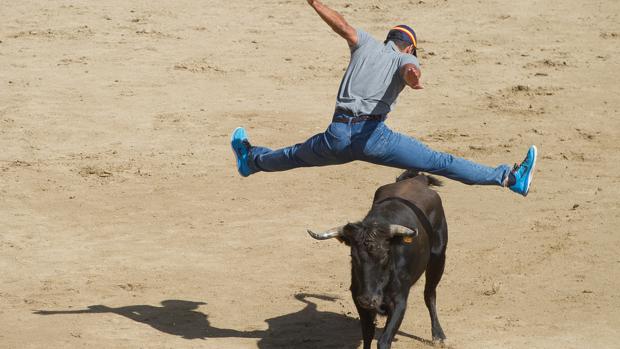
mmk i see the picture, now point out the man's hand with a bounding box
[307,0,357,47]
[402,63,423,90]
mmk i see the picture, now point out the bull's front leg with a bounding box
[354,300,376,349]
[377,297,407,349]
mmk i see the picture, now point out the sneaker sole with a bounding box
[523,145,537,196]
[230,127,250,177]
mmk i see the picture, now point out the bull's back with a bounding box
[373,176,443,213]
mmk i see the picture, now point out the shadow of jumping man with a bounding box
[35,299,263,340]
[35,294,425,348]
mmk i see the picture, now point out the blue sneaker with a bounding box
[509,145,537,196]
[231,127,252,177]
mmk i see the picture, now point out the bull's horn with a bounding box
[307,225,345,240]
[389,224,417,237]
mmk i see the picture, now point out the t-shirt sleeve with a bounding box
[350,28,372,52]
[398,53,420,69]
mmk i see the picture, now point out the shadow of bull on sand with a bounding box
[35,293,429,348]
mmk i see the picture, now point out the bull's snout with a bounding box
[356,294,381,309]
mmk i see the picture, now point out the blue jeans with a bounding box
[249,118,511,186]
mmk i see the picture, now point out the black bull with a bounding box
[308,171,448,349]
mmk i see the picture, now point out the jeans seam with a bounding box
[348,120,353,158]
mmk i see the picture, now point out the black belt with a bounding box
[332,111,387,123]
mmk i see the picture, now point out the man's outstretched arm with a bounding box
[307,0,357,47]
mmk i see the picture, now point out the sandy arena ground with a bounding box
[1,0,619,348]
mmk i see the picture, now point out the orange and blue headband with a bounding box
[387,24,418,48]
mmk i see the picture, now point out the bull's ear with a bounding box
[339,222,358,246]
[336,236,350,246]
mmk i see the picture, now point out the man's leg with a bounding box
[361,125,511,186]
[233,124,353,175]
[250,133,350,173]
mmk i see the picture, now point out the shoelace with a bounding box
[234,139,250,151]
[242,139,252,150]
[513,153,532,174]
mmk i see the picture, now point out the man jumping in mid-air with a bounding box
[231,0,537,196]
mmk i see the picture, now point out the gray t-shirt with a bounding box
[335,29,420,117]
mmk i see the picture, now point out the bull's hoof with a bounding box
[432,337,449,347]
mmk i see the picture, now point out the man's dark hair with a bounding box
[385,38,410,50]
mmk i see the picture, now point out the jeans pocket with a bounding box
[325,122,352,155]
[326,122,348,140]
